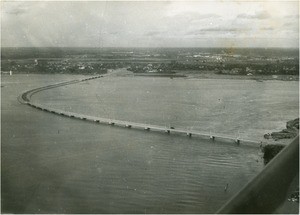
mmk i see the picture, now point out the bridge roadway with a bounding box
[19,74,261,147]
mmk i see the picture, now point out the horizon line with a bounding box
[1,46,299,49]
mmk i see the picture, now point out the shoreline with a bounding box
[174,71,299,81]
[2,70,299,82]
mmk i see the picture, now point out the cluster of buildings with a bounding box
[1,50,298,76]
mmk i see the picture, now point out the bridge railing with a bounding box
[216,136,299,214]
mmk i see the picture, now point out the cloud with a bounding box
[187,27,249,35]
[108,31,122,35]
[260,27,274,31]
[143,30,170,37]
[144,31,163,37]
[237,10,270,19]
[201,27,239,32]
[281,21,299,32]
[2,1,298,48]
[2,2,33,16]
[5,8,27,15]
[284,15,299,19]
[190,13,221,20]
[167,12,221,23]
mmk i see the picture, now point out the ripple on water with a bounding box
[26,76,272,213]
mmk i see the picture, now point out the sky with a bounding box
[1,0,299,48]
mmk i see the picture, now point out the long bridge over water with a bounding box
[17,73,299,213]
[18,73,261,146]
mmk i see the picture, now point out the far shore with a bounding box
[129,70,298,81]
[1,69,299,82]
[180,73,299,81]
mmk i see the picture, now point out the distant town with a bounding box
[1,47,298,77]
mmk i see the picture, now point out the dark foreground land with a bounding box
[1,47,299,80]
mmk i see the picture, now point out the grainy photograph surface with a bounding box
[1,0,299,214]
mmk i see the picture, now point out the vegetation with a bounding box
[264,118,299,141]
[1,47,299,75]
[262,144,285,165]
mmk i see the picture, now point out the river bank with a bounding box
[175,70,299,81]
[121,68,299,81]
[264,118,299,144]
[2,68,299,82]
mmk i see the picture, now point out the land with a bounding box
[262,118,298,164]
[1,47,298,214]
[264,118,299,141]
[1,47,299,81]
[262,144,286,165]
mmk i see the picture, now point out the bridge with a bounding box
[18,74,261,147]
[17,73,299,213]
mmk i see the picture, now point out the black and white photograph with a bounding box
[1,0,299,214]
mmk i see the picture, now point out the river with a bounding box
[2,74,298,213]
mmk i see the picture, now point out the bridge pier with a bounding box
[20,75,261,147]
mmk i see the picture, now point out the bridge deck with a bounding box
[19,74,261,147]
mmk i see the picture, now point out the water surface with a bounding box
[32,76,299,141]
[3,74,295,213]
